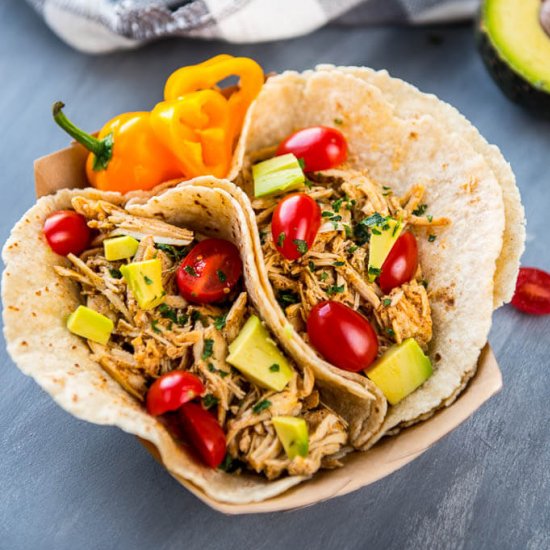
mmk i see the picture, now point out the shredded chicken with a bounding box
[56,196,348,480]
[244,159,448,366]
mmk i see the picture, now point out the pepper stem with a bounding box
[52,102,113,171]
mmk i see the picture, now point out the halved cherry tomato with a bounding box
[43,210,91,256]
[176,238,242,304]
[511,267,550,315]
[178,402,226,469]
[307,301,379,372]
[276,126,348,172]
[272,193,321,261]
[379,232,418,294]
[146,371,205,416]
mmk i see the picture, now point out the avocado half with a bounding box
[477,0,550,116]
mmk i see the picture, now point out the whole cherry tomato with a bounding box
[43,210,91,256]
[146,371,205,416]
[272,193,321,261]
[378,232,418,294]
[176,238,242,304]
[307,301,379,372]
[511,267,550,315]
[276,126,348,172]
[178,402,226,469]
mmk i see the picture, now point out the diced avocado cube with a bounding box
[103,235,139,261]
[67,305,114,345]
[226,315,294,391]
[366,338,432,405]
[120,259,165,310]
[368,217,403,281]
[253,153,305,198]
[272,416,309,459]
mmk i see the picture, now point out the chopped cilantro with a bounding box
[297,158,306,170]
[293,239,308,256]
[332,197,345,212]
[428,234,437,242]
[334,117,343,125]
[259,230,267,245]
[202,394,218,409]
[360,212,386,228]
[353,223,370,245]
[308,260,316,272]
[382,186,393,196]
[386,327,395,337]
[327,284,345,295]
[177,313,189,326]
[427,214,433,223]
[213,314,227,330]
[143,275,153,285]
[347,244,358,254]
[158,303,178,323]
[392,221,401,237]
[202,339,214,360]
[219,370,229,378]
[269,364,280,372]
[277,232,286,247]
[383,298,392,307]
[333,261,345,267]
[412,204,428,216]
[191,310,204,324]
[322,211,335,218]
[343,224,352,238]
[151,319,161,333]
[368,266,381,280]
[155,243,189,262]
[371,228,382,236]
[319,271,329,282]
[421,279,429,289]
[277,290,300,306]
[216,269,227,282]
[184,265,198,277]
[331,215,342,223]
[304,178,313,189]
[252,399,271,414]
[208,363,216,373]
[218,454,244,473]
[109,268,122,279]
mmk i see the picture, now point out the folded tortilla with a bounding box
[223,68,514,441]
[2,183,386,504]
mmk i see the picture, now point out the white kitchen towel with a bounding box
[26,0,479,54]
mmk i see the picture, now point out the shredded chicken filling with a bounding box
[240,157,451,358]
[55,197,349,480]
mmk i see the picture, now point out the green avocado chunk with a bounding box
[226,315,294,391]
[368,217,402,281]
[366,338,432,406]
[104,235,139,261]
[272,416,309,459]
[252,153,305,198]
[120,258,165,310]
[67,305,114,345]
[477,0,550,116]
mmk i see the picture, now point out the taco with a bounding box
[223,68,515,442]
[2,183,386,504]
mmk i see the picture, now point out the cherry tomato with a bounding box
[43,210,91,256]
[511,267,550,315]
[378,232,418,294]
[272,193,321,261]
[146,371,205,416]
[276,126,348,172]
[178,402,226,469]
[307,301,379,372]
[176,238,242,304]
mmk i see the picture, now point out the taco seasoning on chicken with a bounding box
[242,126,450,406]
[48,196,349,478]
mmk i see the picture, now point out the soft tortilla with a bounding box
[316,64,525,309]
[230,70,507,440]
[2,182,386,503]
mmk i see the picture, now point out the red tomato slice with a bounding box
[511,267,550,315]
[378,232,419,294]
[176,238,242,304]
[146,371,205,416]
[307,301,379,372]
[43,210,91,256]
[276,126,348,172]
[271,193,321,261]
[178,402,226,469]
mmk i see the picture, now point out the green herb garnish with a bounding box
[184,265,198,277]
[327,284,345,295]
[308,261,316,272]
[158,303,178,323]
[347,244,358,254]
[428,234,437,242]
[412,204,428,216]
[427,214,433,223]
[322,211,335,218]
[109,268,122,279]
[386,327,395,336]
[332,197,345,212]
[216,269,227,282]
[368,266,381,280]
[334,118,343,125]
[333,261,345,267]
[293,239,308,255]
[252,399,272,414]
[277,290,300,306]
[277,232,286,247]
[202,338,214,360]
[202,394,218,409]
[213,314,227,330]
[383,298,392,307]
[151,320,161,333]
[319,272,329,282]
[269,364,280,372]
[360,212,386,228]
[297,158,306,170]
[143,275,153,285]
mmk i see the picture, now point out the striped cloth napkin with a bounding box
[26,0,479,53]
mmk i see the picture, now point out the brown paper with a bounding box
[33,144,503,514]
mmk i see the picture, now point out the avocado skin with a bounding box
[476,10,550,118]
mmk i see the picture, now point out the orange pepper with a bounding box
[151,90,232,178]
[164,55,264,148]
[52,102,181,193]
